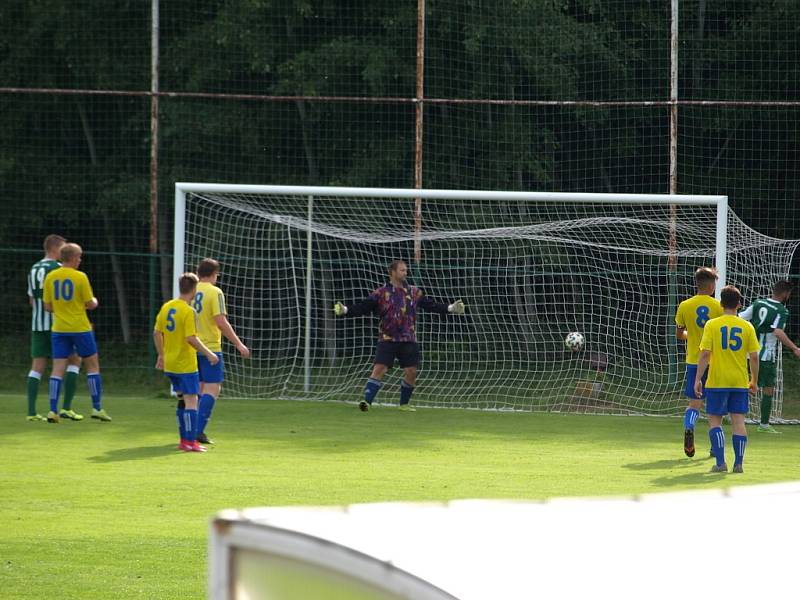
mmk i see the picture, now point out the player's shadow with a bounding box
[622,458,701,471]
[623,458,720,487]
[87,444,178,463]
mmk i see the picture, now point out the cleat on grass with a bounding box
[683,428,695,457]
[59,409,84,421]
[756,424,781,434]
[91,409,112,422]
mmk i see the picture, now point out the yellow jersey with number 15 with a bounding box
[675,294,723,364]
[155,298,199,374]
[194,281,226,352]
[699,314,760,390]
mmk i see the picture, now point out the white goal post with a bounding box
[174,183,798,420]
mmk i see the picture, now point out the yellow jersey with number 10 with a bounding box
[675,294,723,364]
[194,281,226,352]
[42,266,94,333]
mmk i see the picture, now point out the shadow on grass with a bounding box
[649,470,732,487]
[622,457,710,471]
[88,444,180,463]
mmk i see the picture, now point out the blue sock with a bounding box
[176,407,187,440]
[400,381,415,406]
[48,376,62,413]
[732,434,747,466]
[709,426,725,466]
[184,409,198,442]
[87,373,103,410]
[198,394,216,435]
[364,378,383,405]
[683,408,699,430]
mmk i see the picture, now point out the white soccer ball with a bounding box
[565,331,585,351]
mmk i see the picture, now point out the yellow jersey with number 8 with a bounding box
[675,294,723,364]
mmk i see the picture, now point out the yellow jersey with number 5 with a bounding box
[699,314,760,389]
[155,299,198,374]
[194,281,226,352]
[675,294,723,364]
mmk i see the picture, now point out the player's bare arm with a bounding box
[676,326,687,341]
[773,328,800,359]
[85,297,99,310]
[213,313,250,358]
[748,351,759,393]
[694,349,710,398]
[187,335,219,365]
[152,330,165,370]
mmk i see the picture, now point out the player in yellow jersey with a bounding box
[674,267,722,457]
[26,234,82,422]
[695,285,759,473]
[154,273,219,452]
[191,258,250,445]
[42,243,110,423]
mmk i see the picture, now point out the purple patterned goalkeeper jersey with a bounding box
[347,283,449,342]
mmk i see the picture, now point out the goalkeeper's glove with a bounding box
[333,302,348,316]
[448,299,465,315]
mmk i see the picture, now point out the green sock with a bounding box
[760,394,773,425]
[27,374,41,416]
[63,370,79,411]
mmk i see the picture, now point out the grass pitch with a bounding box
[2,393,799,599]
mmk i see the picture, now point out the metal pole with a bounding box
[149,0,160,370]
[304,195,314,392]
[413,0,425,263]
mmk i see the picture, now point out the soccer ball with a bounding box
[565,331,584,352]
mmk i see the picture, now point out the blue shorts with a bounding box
[51,331,98,359]
[684,364,707,399]
[705,389,750,416]
[165,372,200,396]
[198,352,224,383]
[374,341,420,368]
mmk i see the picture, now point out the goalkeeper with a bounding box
[333,260,466,412]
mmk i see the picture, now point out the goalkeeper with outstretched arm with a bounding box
[333,260,465,412]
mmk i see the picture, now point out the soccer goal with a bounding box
[174,183,800,420]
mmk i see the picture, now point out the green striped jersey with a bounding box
[739,297,789,362]
[27,258,60,332]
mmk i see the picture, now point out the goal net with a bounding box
[175,184,800,421]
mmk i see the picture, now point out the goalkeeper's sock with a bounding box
[399,381,415,406]
[198,394,216,435]
[732,434,747,466]
[63,365,80,411]
[709,426,725,467]
[27,371,42,416]
[683,407,699,430]
[87,373,103,410]
[48,376,62,414]
[760,394,773,425]
[364,378,382,405]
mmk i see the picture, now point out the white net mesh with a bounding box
[179,186,799,420]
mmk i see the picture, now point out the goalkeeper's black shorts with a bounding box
[374,341,420,368]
